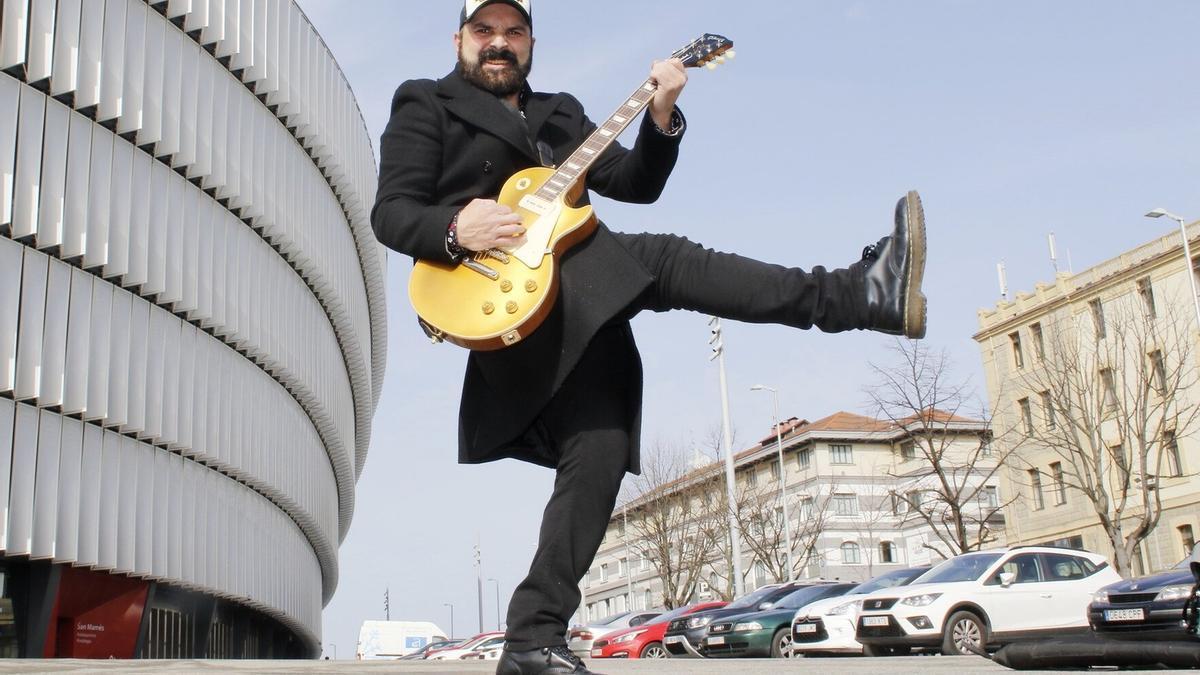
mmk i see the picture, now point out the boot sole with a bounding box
[904,190,927,339]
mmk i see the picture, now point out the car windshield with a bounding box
[653,604,706,624]
[775,584,846,609]
[851,567,929,595]
[915,553,1004,583]
[726,584,780,609]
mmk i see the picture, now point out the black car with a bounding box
[1089,559,1195,639]
[662,581,831,657]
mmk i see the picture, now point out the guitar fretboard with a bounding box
[530,79,659,204]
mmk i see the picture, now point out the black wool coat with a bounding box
[370,68,685,473]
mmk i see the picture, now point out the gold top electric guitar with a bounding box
[409,33,734,350]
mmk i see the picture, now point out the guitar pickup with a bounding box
[483,249,510,264]
[462,258,500,280]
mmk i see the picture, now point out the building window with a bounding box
[640,555,649,572]
[769,460,781,481]
[1180,525,1196,558]
[798,497,814,521]
[841,542,862,564]
[982,485,1000,508]
[1030,322,1045,361]
[905,489,923,513]
[1010,331,1024,369]
[745,467,758,488]
[1150,350,1168,396]
[797,447,812,470]
[1040,391,1055,429]
[832,493,858,516]
[1100,368,1117,410]
[618,518,626,537]
[754,561,767,588]
[1029,469,1045,510]
[879,541,896,563]
[1018,397,1033,435]
[619,558,628,577]
[774,505,785,530]
[900,439,917,460]
[1138,277,1157,319]
[585,570,592,587]
[644,589,652,610]
[891,492,906,515]
[1090,298,1107,340]
[1164,430,1183,477]
[616,594,627,612]
[600,563,609,583]
[1050,462,1067,505]
[829,444,853,465]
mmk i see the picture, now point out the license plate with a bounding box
[707,636,725,645]
[590,649,602,657]
[862,616,890,627]
[664,635,683,644]
[1104,608,1145,622]
[794,624,818,634]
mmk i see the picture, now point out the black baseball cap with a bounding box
[460,0,532,28]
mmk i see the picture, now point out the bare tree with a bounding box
[728,471,838,584]
[850,467,896,579]
[1012,296,1200,576]
[621,440,723,608]
[867,340,1014,560]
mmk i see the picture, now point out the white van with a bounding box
[356,620,448,659]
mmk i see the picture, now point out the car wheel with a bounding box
[942,610,988,655]
[769,627,794,658]
[639,641,669,659]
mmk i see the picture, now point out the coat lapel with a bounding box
[437,69,540,164]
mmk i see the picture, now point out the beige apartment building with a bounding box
[578,410,998,621]
[975,223,1200,576]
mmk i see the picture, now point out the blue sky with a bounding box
[301,0,1200,657]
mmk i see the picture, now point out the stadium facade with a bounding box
[0,0,385,659]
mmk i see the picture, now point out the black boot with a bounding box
[861,190,927,339]
[495,645,602,675]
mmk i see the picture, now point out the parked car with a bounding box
[460,641,505,660]
[791,565,931,656]
[567,610,662,656]
[662,581,830,657]
[426,631,505,660]
[397,638,466,660]
[1089,556,1196,639]
[855,546,1120,656]
[704,582,856,658]
[591,602,727,659]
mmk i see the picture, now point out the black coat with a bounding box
[371,68,684,473]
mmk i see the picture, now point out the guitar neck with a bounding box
[529,78,659,203]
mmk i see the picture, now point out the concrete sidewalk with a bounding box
[0,655,1047,674]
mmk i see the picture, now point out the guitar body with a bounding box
[408,166,596,351]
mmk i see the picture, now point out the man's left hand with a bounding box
[648,58,687,131]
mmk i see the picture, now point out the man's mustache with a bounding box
[479,47,518,65]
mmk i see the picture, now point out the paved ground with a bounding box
[0,656,1068,674]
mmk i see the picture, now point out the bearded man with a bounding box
[370,2,927,673]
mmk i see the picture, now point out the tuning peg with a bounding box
[706,61,717,70]
[725,50,736,59]
[716,55,726,63]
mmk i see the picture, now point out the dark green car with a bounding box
[704,582,856,658]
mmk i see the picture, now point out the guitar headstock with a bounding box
[673,33,735,70]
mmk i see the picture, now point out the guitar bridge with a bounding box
[482,249,510,264]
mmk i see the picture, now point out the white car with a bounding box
[426,633,506,660]
[791,565,930,655]
[854,546,1121,656]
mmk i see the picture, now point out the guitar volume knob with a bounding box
[482,302,495,315]
[524,280,537,293]
[505,301,519,314]
[500,280,513,293]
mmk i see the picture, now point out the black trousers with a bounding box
[503,233,866,650]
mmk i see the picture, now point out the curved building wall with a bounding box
[0,0,384,656]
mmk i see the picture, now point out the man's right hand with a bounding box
[455,199,527,251]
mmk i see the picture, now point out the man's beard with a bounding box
[459,45,532,98]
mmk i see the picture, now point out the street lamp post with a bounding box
[488,578,501,630]
[750,385,796,582]
[444,602,455,639]
[1146,208,1200,327]
[709,317,745,598]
